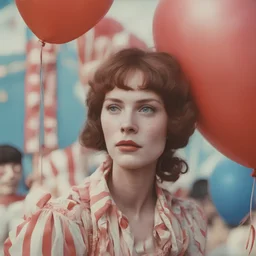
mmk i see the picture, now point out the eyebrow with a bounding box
[104,98,163,105]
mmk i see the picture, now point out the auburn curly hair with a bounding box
[80,48,197,182]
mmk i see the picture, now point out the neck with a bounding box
[108,162,157,218]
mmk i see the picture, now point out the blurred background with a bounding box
[0,1,255,255]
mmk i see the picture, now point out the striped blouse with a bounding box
[4,161,207,256]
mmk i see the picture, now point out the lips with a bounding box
[116,140,141,148]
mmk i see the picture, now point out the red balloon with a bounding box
[153,0,256,168]
[15,0,114,44]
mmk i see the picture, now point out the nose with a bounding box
[120,113,138,134]
[121,125,138,134]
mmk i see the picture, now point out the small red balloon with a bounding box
[15,0,114,44]
[153,0,256,168]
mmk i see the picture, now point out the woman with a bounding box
[4,48,207,255]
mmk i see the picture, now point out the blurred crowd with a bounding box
[187,179,256,255]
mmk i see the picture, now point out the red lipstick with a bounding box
[116,140,141,152]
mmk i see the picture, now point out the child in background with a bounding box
[0,145,25,254]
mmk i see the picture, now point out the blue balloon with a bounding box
[209,159,256,226]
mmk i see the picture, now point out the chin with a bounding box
[114,155,152,170]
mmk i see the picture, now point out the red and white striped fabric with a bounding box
[24,38,58,154]
[4,161,207,256]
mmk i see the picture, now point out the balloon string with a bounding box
[250,172,256,222]
[246,169,256,255]
[38,40,45,183]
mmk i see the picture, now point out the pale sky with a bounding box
[0,1,158,55]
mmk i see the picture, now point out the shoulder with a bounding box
[165,193,207,255]
[48,175,92,210]
[172,196,206,219]
[22,167,105,230]
[5,192,89,255]
[175,197,207,235]
[23,175,93,223]
[42,168,103,216]
[164,189,205,216]
[168,194,207,230]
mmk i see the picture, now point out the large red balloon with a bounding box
[153,0,256,168]
[15,0,114,44]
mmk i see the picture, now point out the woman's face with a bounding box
[101,71,168,171]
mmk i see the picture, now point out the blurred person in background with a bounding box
[189,179,230,254]
[208,214,256,256]
[0,145,25,255]
[189,179,216,223]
